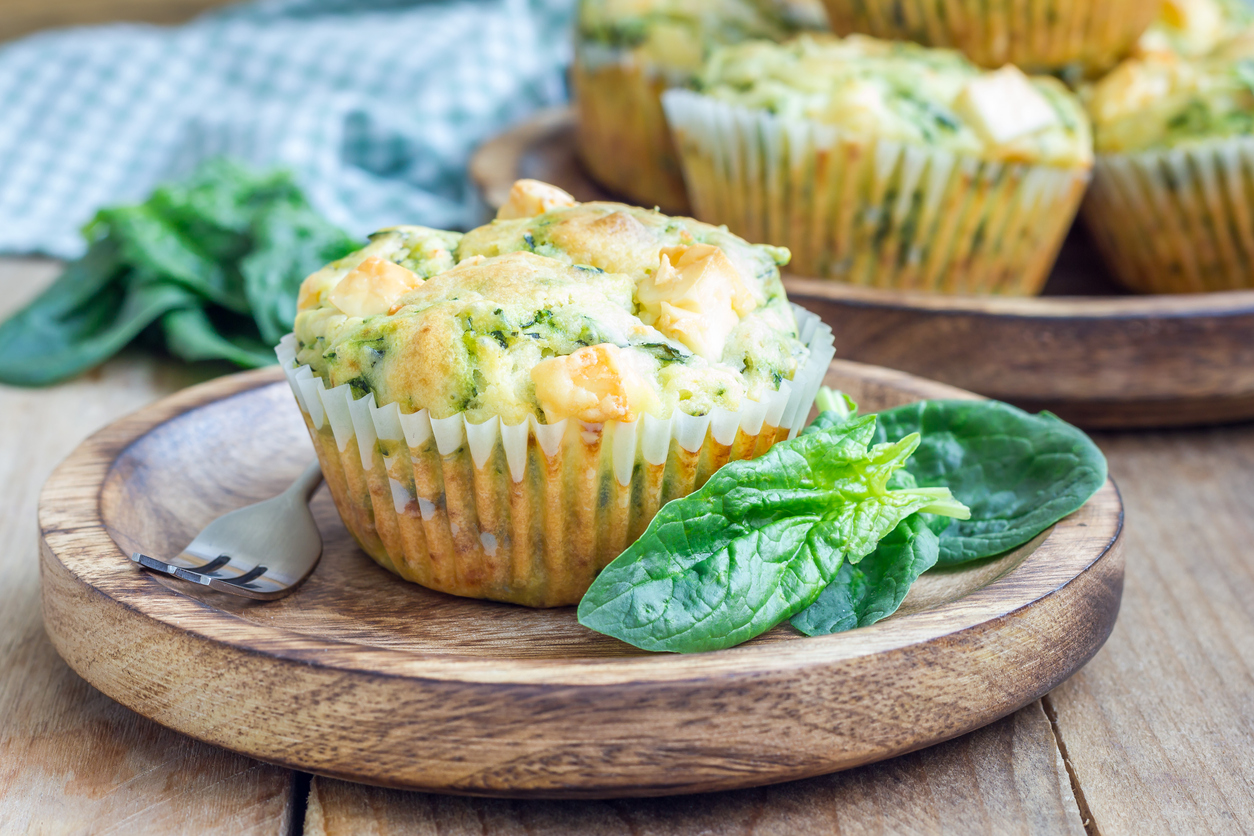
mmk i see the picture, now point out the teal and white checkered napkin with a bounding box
[0,0,573,258]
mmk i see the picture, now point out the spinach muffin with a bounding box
[819,0,1156,79]
[1136,0,1254,59]
[278,180,835,607]
[663,34,1093,294]
[573,0,827,212]
[1083,32,1254,292]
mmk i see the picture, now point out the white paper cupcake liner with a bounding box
[277,304,835,607]
[663,89,1092,295]
[1083,138,1254,294]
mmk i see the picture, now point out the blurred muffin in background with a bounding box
[572,0,827,213]
[664,34,1093,295]
[1136,0,1253,58]
[1083,31,1254,293]
[817,0,1157,79]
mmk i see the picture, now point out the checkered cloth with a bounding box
[0,0,573,258]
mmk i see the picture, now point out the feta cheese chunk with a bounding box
[1139,0,1226,57]
[636,244,757,360]
[825,78,893,136]
[956,66,1058,146]
[531,343,659,424]
[497,179,578,220]
[327,257,422,318]
[297,226,460,312]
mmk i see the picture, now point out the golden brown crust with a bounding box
[546,208,672,275]
[361,253,640,422]
[294,185,802,423]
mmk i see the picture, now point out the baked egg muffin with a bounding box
[663,34,1093,294]
[1136,0,1254,59]
[1089,36,1254,155]
[280,180,834,606]
[1083,31,1254,292]
[573,0,827,212]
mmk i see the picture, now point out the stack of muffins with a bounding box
[571,0,1254,295]
[572,0,828,213]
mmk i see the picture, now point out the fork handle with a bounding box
[284,459,325,502]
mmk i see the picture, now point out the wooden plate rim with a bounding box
[782,275,1254,320]
[39,365,1123,688]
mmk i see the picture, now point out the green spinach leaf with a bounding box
[0,252,191,386]
[145,160,303,256]
[95,203,251,314]
[0,159,359,387]
[790,514,938,636]
[577,415,969,653]
[807,397,1107,566]
[241,198,359,345]
[161,307,276,368]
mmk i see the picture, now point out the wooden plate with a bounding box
[40,363,1124,799]
[471,108,1254,430]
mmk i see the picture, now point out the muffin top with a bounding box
[695,34,1093,167]
[293,181,809,425]
[1136,0,1253,59]
[576,0,827,78]
[1088,33,1254,153]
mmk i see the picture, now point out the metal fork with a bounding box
[131,460,325,600]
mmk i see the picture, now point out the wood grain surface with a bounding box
[0,260,294,835]
[304,702,1084,836]
[0,0,234,42]
[38,362,1121,798]
[469,109,1254,430]
[1046,425,1254,835]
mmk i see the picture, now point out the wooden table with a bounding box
[2,258,1252,834]
[0,0,235,43]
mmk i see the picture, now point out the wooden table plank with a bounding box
[0,259,295,835]
[0,0,237,43]
[1046,427,1254,836]
[304,702,1084,836]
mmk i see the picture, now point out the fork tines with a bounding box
[130,553,268,589]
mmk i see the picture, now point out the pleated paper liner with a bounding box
[819,0,1156,77]
[1083,138,1254,294]
[277,305,835,608]
[663,90,1091,296]
[572,43,690,214]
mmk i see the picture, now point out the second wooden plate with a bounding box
[471,108,1254,429]
[41,362,1123,799]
